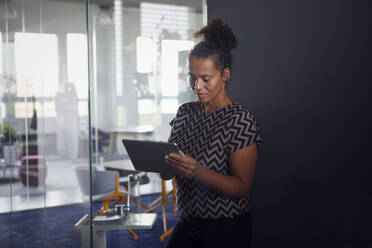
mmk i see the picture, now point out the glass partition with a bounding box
[88,0,204,155]
[0,0,91,247]
[0,0,206,247]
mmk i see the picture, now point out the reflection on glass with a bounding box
[0,32,2,74]
[161,39,194,97]
[114,0,123,97]
[96,5,113,25]
[136,36,153,73]
[138,99,155,114]
[140,2,191,40]
[66,33,88,99]
[1,0,91,247]
[15,33,58,97]
[161,98,179,114]
[14,101,55,118]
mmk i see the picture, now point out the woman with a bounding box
[162,18,262,248]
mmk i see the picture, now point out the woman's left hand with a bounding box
[164,150,200,178]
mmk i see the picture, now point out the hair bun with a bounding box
[193,18,237,50]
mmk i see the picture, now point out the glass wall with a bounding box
[89,0,205,154]
[0,0,90,247]
[0,0,205,247]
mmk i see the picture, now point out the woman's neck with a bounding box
[203,95,233,112]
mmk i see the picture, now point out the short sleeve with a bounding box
[168,103,187,142]
[168,113,177,143]
[227,111,262,154]
[169,107,181,127]
[169,118,175,127]
[169,102,189,127]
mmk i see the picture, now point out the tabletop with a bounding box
[105,125,154,135]
[103,158,136,172]
[74,213,157,231]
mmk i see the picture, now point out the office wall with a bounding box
[208,0,371,247]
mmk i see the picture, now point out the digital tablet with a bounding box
[122,139,180,174]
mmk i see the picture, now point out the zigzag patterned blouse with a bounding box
[169,101,262,219]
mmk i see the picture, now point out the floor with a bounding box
[0,157,170,214]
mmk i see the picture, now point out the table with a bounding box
[74,213,157,248]
[102,158,140,184]
[105,125,154,154]
[102,158,136,172]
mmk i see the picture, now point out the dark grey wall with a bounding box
[208,0,371,247]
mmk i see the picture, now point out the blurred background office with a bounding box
[1,0,370,247]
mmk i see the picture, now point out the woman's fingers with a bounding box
[166,156,189,169]
[169,153,184,161]
[179,150,186,157]
[170,162,192,175]
[165,156,194,176]
[166,153,190,165]
[164,152,199,178]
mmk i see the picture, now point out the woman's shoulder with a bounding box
[177,101,200,114]
[228,103,257,122]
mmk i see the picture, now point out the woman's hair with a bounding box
[190,18,238,71]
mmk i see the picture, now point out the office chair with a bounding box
[100,154,152,212]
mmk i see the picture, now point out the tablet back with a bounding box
[122,139,179,174]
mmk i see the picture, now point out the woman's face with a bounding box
[188,56,230,104]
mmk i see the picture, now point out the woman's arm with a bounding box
[165,143,257,198]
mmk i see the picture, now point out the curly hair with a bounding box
[190,18,238,71]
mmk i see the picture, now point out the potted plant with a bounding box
[0,123,18,165]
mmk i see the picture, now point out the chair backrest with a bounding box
[92,170,117,195]
[74,166,117,196]
[74,166,92,196]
